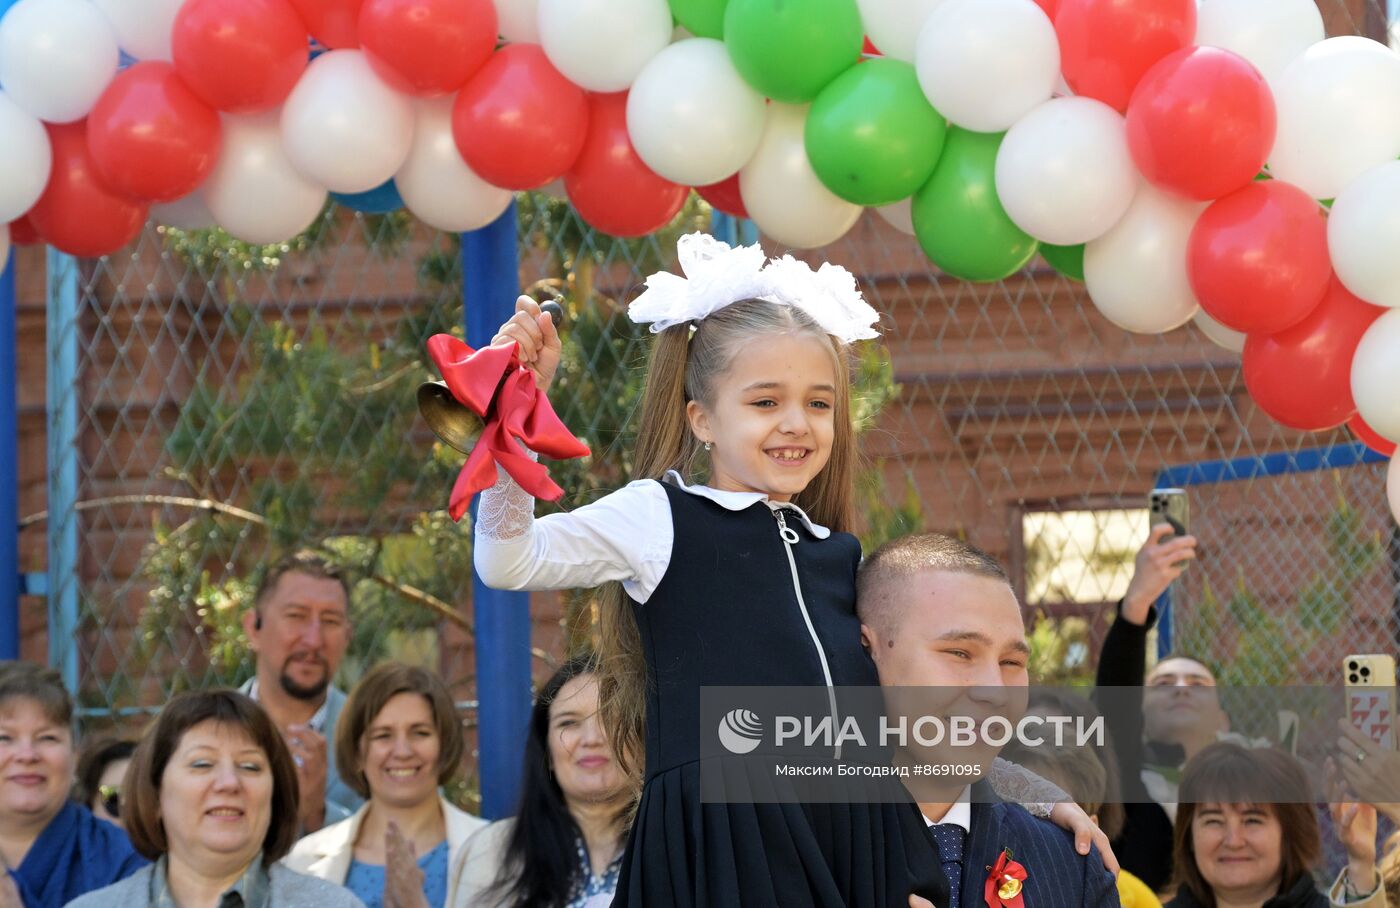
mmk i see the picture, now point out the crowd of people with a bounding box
[6,237,1399,907]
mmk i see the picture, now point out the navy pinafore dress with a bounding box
[610,482,947,908]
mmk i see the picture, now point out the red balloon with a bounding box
[1187,180,1329,335]
[1242,275,1386,432]
[1032,0,1059,18]
[290,0,363,48]
[452,45,589,191]
[565,93,688,238]
[1055,0,1195,112]
[1349,414,1397,457]
[1127,47,1275,200]
[87,62,221,203]
[172,0,309,113]
[359,0,496,97]
[28,122,149,259]
[862,36,880,56]
[697,173,748,219]
[7,216,40,246]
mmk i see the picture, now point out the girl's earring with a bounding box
[703,441,712,452]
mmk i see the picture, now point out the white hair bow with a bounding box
[627,233,881,343]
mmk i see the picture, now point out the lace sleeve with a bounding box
[475,452,539,542]
[987,756,1070,819]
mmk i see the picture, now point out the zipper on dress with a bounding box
[773,508,843,760]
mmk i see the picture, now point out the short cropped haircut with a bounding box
[74,734,138,807]
[1172,742,1319,905]
[253,551,351,614]
[0,661,74,729]
[856,533,1011,634]
[124,690,300,864]
[335,662,465,800]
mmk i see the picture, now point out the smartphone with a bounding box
[1149,488,1189,537]
[1150,488,1190,568]
[1344,654,1397,749]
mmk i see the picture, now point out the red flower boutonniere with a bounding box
[984,847,1027,908]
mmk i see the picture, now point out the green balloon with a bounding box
[724,0,862,104]
[912,129,1038,283]
[805,59,948,206]
[670,0,726,38]
[1040,243,1085,281]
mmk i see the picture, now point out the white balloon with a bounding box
[1388,456,1400,526]
[1195,0,1323,86]
[1328,161,1400,309]
[538,0,672,93]
[626,39,766,186]
[202,111,328,245]
[494,0,539,43]
[739,103,863,250]
[995,96,1138,246]
[397,98,513,233]
[875,198,916,236]
[90,0,183,61]
[856,0,946,63]
[1084,186,1205,334]
[0,0,119,123]
[0,91,50,222]
[1269,37,1400,200]
[1351,309,1400,444]
[0,224,9,274]
[281,50,415,195]
[1193,309,1246,353]
[914,0,1059,133]
[151,193,216,230]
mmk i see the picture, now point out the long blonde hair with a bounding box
[597,298,860,786]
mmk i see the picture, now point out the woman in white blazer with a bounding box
[283,663,485,908]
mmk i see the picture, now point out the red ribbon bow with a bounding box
[983,848,1028,908]
[426,334,590,521]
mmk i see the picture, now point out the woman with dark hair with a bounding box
[73,735,137,829]
[1165,742,1386,908]
[448,655,629,908]
[0,662,145,908]
[66,689,364,908]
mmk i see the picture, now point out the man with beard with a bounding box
[240,552,363,832]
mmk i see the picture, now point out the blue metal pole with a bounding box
[45,250,79,690]
[0,256,17,661]
[460,202,531,820]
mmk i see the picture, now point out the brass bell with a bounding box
[417,300,564,456]
[417,381,485,455]
[997,875,1023,900]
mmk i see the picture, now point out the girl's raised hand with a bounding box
[492,294,562,392]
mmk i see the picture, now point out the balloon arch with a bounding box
[0,0,1397,519]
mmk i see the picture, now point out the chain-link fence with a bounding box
[15,0,1398,801]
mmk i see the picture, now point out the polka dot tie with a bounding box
[929,823,966,908]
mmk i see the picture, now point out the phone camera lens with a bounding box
[1350,674,1360,683]
[1349,661,1360,671]
[1362,666,1372,676]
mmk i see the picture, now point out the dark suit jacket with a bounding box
[951,780,1121,907]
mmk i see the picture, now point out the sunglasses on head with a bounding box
[97,784,120,819]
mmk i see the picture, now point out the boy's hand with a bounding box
[493,294,562,392]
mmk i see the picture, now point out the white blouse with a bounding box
[473,468,828,604]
